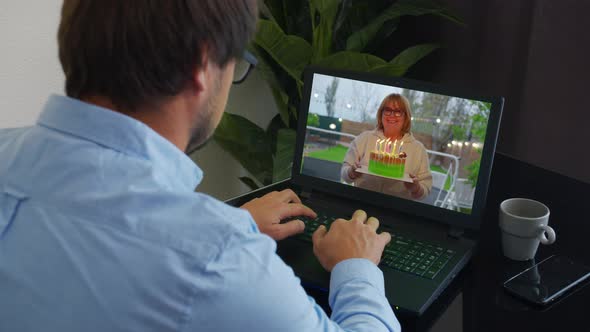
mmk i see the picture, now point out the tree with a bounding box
[325,78,340,118]
[352,82,379,123]
[422,94,451,162]
[401,88,422,116]
[465,101,491,187]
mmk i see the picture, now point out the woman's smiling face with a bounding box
[381,101,406,133]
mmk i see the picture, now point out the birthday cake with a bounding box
[368,138,407,178]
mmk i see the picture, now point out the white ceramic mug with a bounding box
[499,198,556,261]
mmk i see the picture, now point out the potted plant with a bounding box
[214,0,463,189]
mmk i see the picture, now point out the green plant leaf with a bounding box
[239,176,260,191]
[309,0,341,60]
[367,64,407,77]
[313,51,387,70]
[259,1,276,21]
[346,0,463,52]
[266,113,288,157]
[213,113,274,185]
[254,19,312,85]
[261,0,285,30]
[271,86,291,126]
[272,128,297,182]
[389,43,439,68]
[333,0,353,35]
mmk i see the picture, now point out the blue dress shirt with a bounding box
[0,95,400,331]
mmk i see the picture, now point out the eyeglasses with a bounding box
[232,50,258,84]
[382,107,404,117]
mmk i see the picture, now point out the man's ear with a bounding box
[192,55,208,95]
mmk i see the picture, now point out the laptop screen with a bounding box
[297,71,501,218]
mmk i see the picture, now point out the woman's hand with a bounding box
[404,174,424,198]
[348,161,363,180]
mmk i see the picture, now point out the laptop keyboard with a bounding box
[290,212,455,280]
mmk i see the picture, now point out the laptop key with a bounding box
[424,269,438,279]
[413,268,426,276]
[411,256,423,264]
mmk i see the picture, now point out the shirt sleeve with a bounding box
[181,230,400,332]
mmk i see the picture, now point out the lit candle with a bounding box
[392,139,397,156]
[374,139,380,152]
[398,141,404,154]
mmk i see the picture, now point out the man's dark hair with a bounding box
[58,0,258,111]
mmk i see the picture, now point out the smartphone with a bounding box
[503,255,590,306]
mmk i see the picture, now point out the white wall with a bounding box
[0,0,64,127]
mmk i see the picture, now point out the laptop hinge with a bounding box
[448,226,464,239]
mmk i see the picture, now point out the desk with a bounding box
[307,152,590,331]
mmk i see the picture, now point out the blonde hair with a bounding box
[376,93,412,135]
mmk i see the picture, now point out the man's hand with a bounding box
[241,189,317,241]
[312,210,391,271]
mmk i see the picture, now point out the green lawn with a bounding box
[306,145,349,163]
[307,145,454,191]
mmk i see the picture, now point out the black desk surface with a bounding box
[306,152,590,332]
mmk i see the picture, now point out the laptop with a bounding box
[226,66,504,316]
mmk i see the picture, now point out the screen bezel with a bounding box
[292,66,504,230]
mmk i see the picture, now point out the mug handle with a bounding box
[538,225,556,245]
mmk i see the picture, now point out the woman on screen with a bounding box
[341,93,433,200]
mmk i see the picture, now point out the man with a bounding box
[0,1,400,331]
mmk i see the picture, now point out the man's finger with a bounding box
[366,216,379,231]
[377,231,392,246]
[279,189,302,204]
[312,225,327,244]
[274,220,305,240]
[350,210,367,223]
[281,203,317,220]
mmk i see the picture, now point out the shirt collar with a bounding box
[37,94,203,191]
